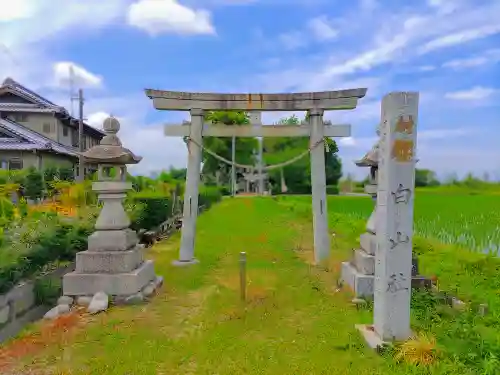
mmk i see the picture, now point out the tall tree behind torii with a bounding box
[201,111,258,184]
[263,115,342,194]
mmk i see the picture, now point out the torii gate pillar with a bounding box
[175,108,204,265]
[309,108,330,263]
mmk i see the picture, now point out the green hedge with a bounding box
[0,217,93,294]
[129,191,173,231]
[199,186,223,208]
[129,186,223,231]
[326,185,339,195]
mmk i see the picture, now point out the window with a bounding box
[42,123,53,133]
[8,158,23,170]
[13,113,28,122]
[0,161,7,170]
[63,126,69,136]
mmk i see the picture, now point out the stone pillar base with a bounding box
[63,260,156,296]
[172,259,199,267]
[341,262,374,297]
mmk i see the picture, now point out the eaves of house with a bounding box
[0,77,106,139]
[0,117,78,157]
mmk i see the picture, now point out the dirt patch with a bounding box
[215,269,277,293]
[0,307,88,372]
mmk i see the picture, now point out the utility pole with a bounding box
[258,137,264,195]
[231,135,236,197]
[77,89,85,182]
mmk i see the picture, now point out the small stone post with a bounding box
[63,116,162,303]
[357,92,419,347]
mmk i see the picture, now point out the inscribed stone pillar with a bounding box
[309,108,330,264]
[176,108,204,265]
[374,92,419,341]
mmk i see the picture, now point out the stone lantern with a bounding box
[340,125,380,298]
[63,116,162,303]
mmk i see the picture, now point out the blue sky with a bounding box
[0,0,499,179]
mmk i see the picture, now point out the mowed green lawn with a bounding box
[3,196,497,374]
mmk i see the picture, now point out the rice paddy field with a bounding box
[281,190,500,256]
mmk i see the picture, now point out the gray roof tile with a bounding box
[0,118,78,157]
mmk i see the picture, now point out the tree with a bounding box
[24,167,44,201]
[263,115,342,194]
[415,168,440,187]
[201,111,258,184]
[168,167,187,181]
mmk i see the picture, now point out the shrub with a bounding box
[24,167,44,201]
[59,167,74,181]
[218,185,232,196]
[129,191,172,231]
[199,186,223,208]
[326,185,340,195]
[43,166,59,183]
[0,216,93,294]
[0,196,14,226]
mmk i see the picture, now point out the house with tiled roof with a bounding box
[0,77,105,175]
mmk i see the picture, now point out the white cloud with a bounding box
[442,49,500,69]
[307,16,338,41]
[87,112,110,129]
[445,86,498,100]
[0,0,127,91]
[263,0,500,92]
[0,0,126,48]
[0,0,36,22]
[419,24,500,54]
[127,0,216,36]
[426,0,461,14]
[53,62,103,89]
[278,31,307,50]
[418,65,436,71]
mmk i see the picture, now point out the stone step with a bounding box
[63,260,156,296]
[75,246,144,274]
[341,262,374,297]
[360,232,376,255]
[354,249,375,275]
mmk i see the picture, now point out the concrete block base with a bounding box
[341,262,374,297]
[360,232,376,255]
[356,324,389,352]
[63,260,156,296]
[172,259,199,267]
[75,245,144,274]
[353,249,375,275]
[356,324,414,352]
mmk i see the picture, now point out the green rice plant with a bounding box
[285,193,500,255]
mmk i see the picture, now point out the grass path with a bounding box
[4,198,434,374]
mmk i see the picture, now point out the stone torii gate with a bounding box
[145,89,367,266]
